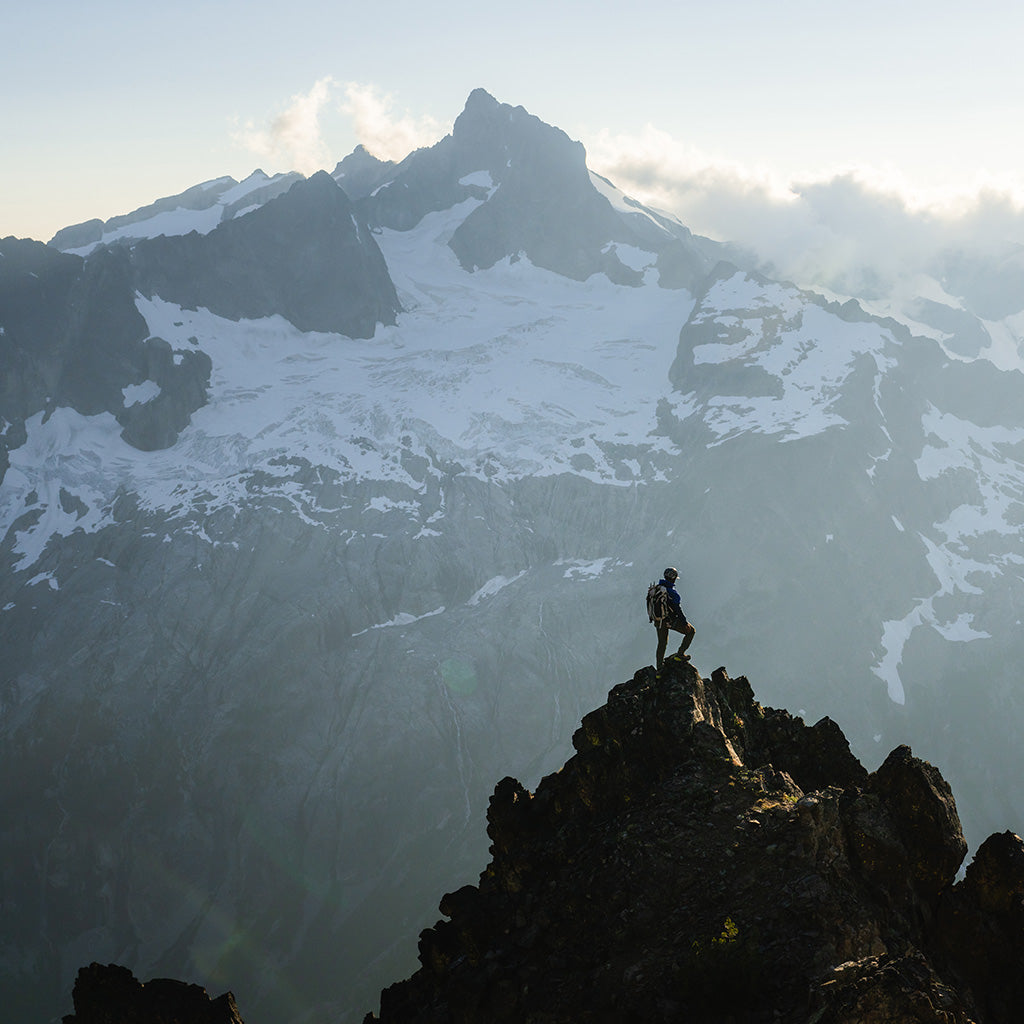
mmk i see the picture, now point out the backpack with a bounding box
[646,582,670,625]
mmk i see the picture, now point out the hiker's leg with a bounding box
[656,624,668,670]
[677,621,695,654]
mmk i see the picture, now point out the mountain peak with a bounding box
[462,86,499,112]
[302,168,339,188]
[331,146,397,200]
[450,87,575,163]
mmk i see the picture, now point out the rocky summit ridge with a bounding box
[362,659,1024,1023]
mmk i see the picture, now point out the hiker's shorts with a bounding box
[668,609,689,632]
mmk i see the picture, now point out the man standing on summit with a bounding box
[649,567,696,671]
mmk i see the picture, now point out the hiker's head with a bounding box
[663,567,678,582]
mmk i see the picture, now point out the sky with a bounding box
[6,0,1024,267]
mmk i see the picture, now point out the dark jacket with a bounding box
[659,578,681,611]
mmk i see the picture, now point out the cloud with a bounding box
[585,124,792,236]
[584,125,1024,300]
[340,83,447,162]
[234,77,335,175]
[234,80,446,174]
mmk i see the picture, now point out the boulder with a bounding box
[63,963,244,1024]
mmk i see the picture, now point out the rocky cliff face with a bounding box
[130,171,399,337]
[0,236,211,465]
[367,661,1024,1023]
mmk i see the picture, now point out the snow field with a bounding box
[2,197,693,573]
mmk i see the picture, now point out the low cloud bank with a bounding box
[586,124,1024,302]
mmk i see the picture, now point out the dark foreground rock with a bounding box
[63,962,244,1024]
[365,661,1024,1023]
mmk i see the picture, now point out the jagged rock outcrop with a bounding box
[935,831,1024,1022]
[130,171,399,337]
[366,662,1023,1023]
[63,963,244,1024]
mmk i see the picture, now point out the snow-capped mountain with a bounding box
[3,89,1024,1024]
[48,169,303,256]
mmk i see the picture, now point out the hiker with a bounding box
[649,566,695,671]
